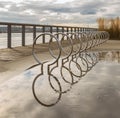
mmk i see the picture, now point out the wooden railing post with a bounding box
[82,28,83,32]
[75,27,76,33]
[77,28,79,32]
[76,28,78,33]
[33,26,36,40]
[50,26,52,42]
[50,26,52,33]
[62,27,64,33]
[7,24,11,48]
[62,27,64,39]
[87,28,88,32]
[42,26,45,43]
[67,27,69,33]
[56,26,59,39]
[22,25,25,46]
[74,27,76,39]
[83,28,85,32]
[71,27,73,32]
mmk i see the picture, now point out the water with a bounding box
[0,51,120,118]
[0,33,65,49]
[0,33,42,48]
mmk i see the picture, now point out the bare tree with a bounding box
[97,17,120,40]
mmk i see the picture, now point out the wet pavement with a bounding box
[0,51,120,118]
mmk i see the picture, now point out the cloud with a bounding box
[79,1,105,15]
[0,0,119,27]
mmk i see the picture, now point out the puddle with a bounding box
[99,50,120,63]
[0,50,120,118]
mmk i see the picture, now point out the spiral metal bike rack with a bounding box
[28,31,109,107]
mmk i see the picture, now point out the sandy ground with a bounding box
[0,40,120,83]
[91,40,120,51]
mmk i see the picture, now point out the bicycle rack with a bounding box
[28,31,109,107]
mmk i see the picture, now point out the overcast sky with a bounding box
[0,0,119,27]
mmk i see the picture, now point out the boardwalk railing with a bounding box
[0,22,97,48]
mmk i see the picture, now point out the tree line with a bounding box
[97,17,120,40]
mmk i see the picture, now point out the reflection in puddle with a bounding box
[0,50,120,118]
[99,51,120,63]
